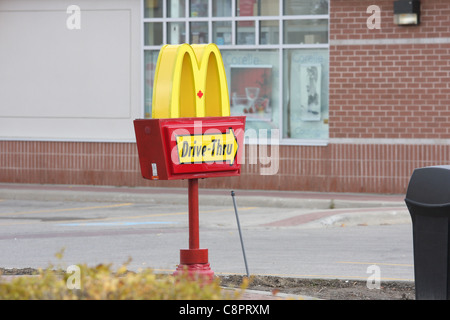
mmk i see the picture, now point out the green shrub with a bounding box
[0,261,247,300]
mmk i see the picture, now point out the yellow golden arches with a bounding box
[152,43,230,119]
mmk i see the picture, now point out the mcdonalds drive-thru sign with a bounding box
[133,43,245,280]
[134,43,245,180]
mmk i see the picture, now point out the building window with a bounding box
[143,0,329,145]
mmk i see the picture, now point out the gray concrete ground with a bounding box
[0,183,413,300]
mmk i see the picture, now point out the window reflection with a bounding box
[143,0,162,18]
[260,21,279,45]
[190,22,208,44]
[237,0,279,16]
[283,20,328,44]
[284,0,328,15]
[168,22,185,44]
[190,0,208,17]
[213,21,232,45]
[221,50,279,134]
[144,51,159,118]
[144,22,163,46]
[283,49,329,139]
[236,21,255,45]
[168,0,185,18]
[213,0,232,17]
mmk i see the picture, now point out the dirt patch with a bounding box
[0,268,415,300]
[219,275,415,300]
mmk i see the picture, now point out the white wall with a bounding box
[0,0,142,141]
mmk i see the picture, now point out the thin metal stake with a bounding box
[231,191,249,277]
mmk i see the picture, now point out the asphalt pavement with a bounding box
[0,182,412,300]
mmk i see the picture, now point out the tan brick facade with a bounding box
[2,140,450,194]
[330,0,450,140]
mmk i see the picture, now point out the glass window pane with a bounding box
[259,20,279,45]
[213,0,232,17]
[283,49,329,139]
[190,0,208,17]
[236,0,255,17]
[237,0,279,16]
[168,0,185,18]
[260,0,279,16]
[190,22,208,44]
[143,0,163,18]
[144,51,160,118]
[221,49,280,137]
[284,0,328,15]
[168,22,186,44]
[144,23,163,46]
[283,20,328,44]
[236,21,255,45]
[213,21,232,45]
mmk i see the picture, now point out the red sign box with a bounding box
[134,116,245,180]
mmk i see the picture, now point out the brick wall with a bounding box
[330,40,450,139]
[331,0,450,41]
[2,140,450,194]
[330,0,450,139]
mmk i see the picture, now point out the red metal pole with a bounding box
[174,178,213,281]
[188,178,199,250]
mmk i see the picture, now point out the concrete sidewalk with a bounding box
[0,182,409,228]
[0,182,405,210]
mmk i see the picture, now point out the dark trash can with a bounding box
[405,165,450,300]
